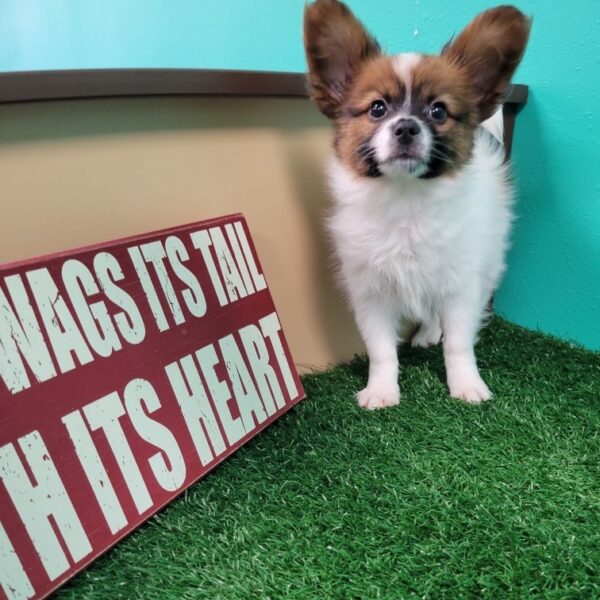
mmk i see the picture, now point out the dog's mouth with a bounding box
[360,145,429,178]
[395,150,421,160]
[391,154,422,165]
[382,151,428,175]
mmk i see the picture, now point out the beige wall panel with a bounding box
[0,97,363,371]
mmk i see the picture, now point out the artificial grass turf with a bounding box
[55,317,599,599]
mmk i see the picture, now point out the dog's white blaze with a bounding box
[392,53,422,110]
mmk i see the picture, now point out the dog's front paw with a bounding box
[448,373,492,404]
[356,384,400,410]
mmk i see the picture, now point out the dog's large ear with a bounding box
[442,5,531,121]
[304,0,380,119]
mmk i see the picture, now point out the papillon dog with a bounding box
[304,0,530,407]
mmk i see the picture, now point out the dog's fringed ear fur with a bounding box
[304,0,380,119]
[442,5,531,122]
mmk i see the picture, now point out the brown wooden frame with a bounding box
[0,69,527,154]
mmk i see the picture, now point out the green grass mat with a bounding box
[56,317,599,599]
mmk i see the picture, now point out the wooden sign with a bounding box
[0,214,304,600]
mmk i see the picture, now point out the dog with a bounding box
[303,0,530,407]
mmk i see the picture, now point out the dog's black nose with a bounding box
[394,118,421,144]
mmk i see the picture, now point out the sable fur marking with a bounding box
[441,5,531,120]
[304,0,380,118]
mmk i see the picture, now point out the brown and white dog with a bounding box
[304,1,530,407]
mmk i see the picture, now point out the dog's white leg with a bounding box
[353,296,400,410]
[442,295,491,403]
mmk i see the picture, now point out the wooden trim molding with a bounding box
[0,68,528,106]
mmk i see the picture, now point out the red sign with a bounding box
[0,214,304,600]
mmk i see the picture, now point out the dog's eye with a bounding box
[429,102,447,123]
[369,100,387,119]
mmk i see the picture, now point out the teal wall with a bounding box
[2,1,599,349]
[0,0,305,72]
